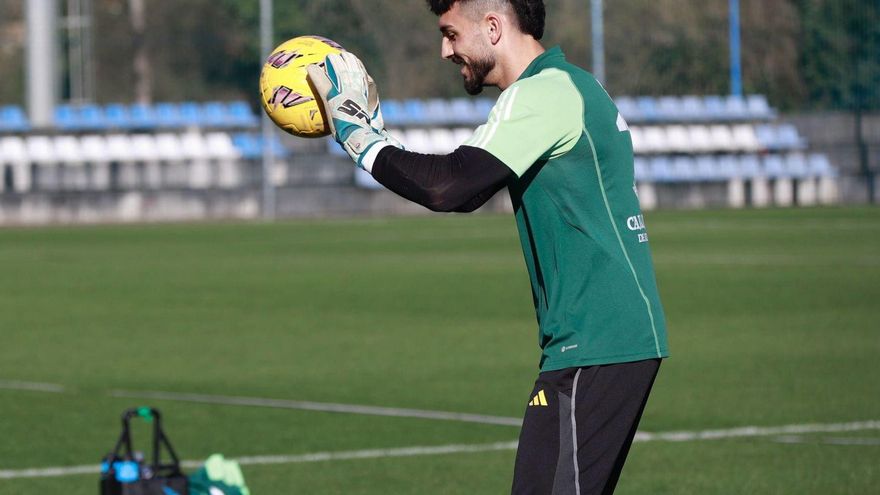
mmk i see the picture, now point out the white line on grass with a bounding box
[109,389,524,427]
[2,420,879,481]
[0,380,65,394]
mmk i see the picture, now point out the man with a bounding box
[307,0,669,493]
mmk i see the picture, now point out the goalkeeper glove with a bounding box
[307,52,400,170]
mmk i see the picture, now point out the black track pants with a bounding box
[511,359,661,495]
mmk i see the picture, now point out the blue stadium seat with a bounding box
[403,99,427,125]
[762,154,787,178]
[449,98,481,124]
[227,101,258,127]
[71,104,108,130]
[703,96,726,120]
[54,105,79,130]
[746,95,774,120]
[155,103,183,128]
[694,155,719,181]
[776,124,806,150]
[473,98,495,121]
[738,154,762,178]
[633,156,650,182]
[636,97,660,122]
[649,156,674,182]
[671,156,697,182]
[202,101,233,127]
[178,102,202,127]
[724,95,749,120]
[129,103,158,129]
[680,96,705,121]
[807,154,836,177]
[785,153,809,178]
[104,104,132,129]
[424,98,451,125]
[0,106,29,131]
[381,100,405,126]
[232,133,289,159]
[657,97,684,122]
[717,154,740,179]
[615,97,640,122]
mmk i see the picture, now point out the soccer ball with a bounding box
[259,35,344,138]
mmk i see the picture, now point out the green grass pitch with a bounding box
[0,207,878,494]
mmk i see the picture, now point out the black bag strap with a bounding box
[111,407,183,476]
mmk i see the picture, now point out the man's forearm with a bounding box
[370,145,514,213]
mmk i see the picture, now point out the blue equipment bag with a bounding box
[100,407,188,495]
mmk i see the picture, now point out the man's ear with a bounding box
[485,13,502,45]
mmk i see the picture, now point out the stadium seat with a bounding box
[54,105,80,130]
[665,125,691,153]
[129,103,159,129]
[381,100,405,125]
[680,96,705,121]
[762,154,787,178]
[703,96,726,120]
[104,104,133,129]
[776,124,806,150]
[746,95,774,120]
[615,96,640,122]
[104,134,135,162]
[738,154,762,178]
[80,135,110,163]
[155,103,184,128]
[431,129,458,153]
[694,155,719,181]
[203,102,234,128]
[452,127,475,146]
[633,156,650,182]
[671,156,697,182]
[724,95,749,120]
[716,154,740,179]
[227,101,259,128]
[0,106,29,132]
[784,153,809,179]
[400,129,434,153]
[424,98,451,125]
[178,102,202,127]
[0,136,31,192]
[658,97,684,122]
[155,133,185,162]
[642,127,668,153]
[754,124,778,150]
[53,136,84,163]
[649,156,674,182]
[628,127,645,154]
[473,98,495,121]
[129,134,159,162]
[636,97,660,122]
[807,153,836,177]
[205,132,241,160]
[708,125,736,151]
[687,125,714,153]
[79,104,109,130]
[731,124,761,151]
[449,98,481,124]
[403,99,428,125]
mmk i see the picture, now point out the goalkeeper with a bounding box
[307,1,669,493]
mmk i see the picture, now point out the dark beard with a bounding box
[462,56,495,95]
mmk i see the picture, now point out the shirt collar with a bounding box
[517,46,565,81]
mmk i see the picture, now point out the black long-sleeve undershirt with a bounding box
[370,145,514,213]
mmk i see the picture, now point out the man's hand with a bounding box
[307,52,400,169]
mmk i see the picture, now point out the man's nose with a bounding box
[441,37,454,60]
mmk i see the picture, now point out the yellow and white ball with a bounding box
[259,35,344,138]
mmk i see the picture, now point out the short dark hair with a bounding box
[426,0,546,40]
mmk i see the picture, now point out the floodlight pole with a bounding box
[26,0,59,128]
[591,0,605,85]
[729,0,743,97]
[260,0,276,220]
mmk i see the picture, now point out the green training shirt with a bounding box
[464,46,669,371]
